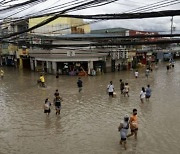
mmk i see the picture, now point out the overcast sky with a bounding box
[1,0,180,33]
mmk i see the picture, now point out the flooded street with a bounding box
[0,61,180,154]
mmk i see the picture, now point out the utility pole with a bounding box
[171,16,173,34]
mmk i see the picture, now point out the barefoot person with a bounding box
[127,109,138,139]
[124,83,129,97]
[54,96,62,115]
[107,81,114,97]
[0,69,4,79]
[145,85,152,101]
[140,87,146,103]
[44,98,51,116]
[118,114,129,150]
[145,68,150,78]
[119,79,124,94]
[54,89,59,97]
[77,77,83,93]
[134,70,139,78]
[40,74,45,87]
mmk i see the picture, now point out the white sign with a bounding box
[67,51,75,56]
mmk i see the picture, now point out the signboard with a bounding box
[128,30,159,41]
[129,30,158,36]
[67,51,75,56]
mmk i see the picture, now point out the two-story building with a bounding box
[0,19,29,67]
[28,17,110,75]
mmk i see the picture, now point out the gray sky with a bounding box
[1,0,180,33]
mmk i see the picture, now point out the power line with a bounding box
[26,0,119,19]
[0,0,119,40]
[24,0,180,18]
[46,0,180,34]
[0,0,90,24]
[1,0,180,38]
[51,9,180,20]
[23,0,86,18]
[29,9,180,35]
[7,33,180,43]
[125,0,180,13]
[0,0,99,20]
[18,0,180,35]
[0,0,80,20]
[0,0,47,12]
[0,0,176,23]
[17,39,180,47]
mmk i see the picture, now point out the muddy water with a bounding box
[0,61,180,154]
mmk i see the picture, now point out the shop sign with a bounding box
[67,51,75,56]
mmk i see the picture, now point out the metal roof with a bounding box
[91,27,128,34]
[29,33,125,39]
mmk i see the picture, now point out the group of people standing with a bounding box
[108,78,152,103]
[44,89,63,115]
[106,80,130,98]
[120,79,130,97]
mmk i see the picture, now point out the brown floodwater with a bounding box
[0,61,180,154]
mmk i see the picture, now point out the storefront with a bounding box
[136,52,147,65]
[146,52,155,65]
[57,62,88,76]
[127,51,136,70]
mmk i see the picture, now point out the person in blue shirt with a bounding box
[145,85,152,101]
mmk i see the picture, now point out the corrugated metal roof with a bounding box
[30,33,124,39]
[91,27,128,34]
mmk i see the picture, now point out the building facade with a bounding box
[0,19,29,67]
[29,17,106,75]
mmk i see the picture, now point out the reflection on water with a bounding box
[0,61,180,154]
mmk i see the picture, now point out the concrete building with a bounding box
[1,17,163,74]
[0,19,29,67]
[29,17,107,75]
[29,17,90,36]
[91,28,161,70]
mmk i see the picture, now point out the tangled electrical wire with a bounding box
[0,0,180,42]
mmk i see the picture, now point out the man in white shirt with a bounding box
[107,81,114,97]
